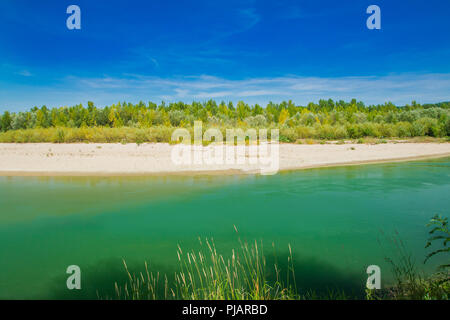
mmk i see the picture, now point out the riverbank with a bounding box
[0,142,449,176]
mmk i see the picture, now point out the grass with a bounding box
[0,125,448,144]
[110,228,301,300]
[367,239,449,300]
[108,227,354,300]
[107,217,449,301]
[0,127,174,144]
[368,216,449,300]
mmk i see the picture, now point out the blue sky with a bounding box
[1,0,450,111]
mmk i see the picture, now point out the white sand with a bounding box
[0,142,449,176]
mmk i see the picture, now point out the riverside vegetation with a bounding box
[0,100,449,143]
[109,217,449,300]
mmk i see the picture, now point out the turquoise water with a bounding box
[0,158,449,299]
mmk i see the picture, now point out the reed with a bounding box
[109,218,449,300]
[111,227,299,300]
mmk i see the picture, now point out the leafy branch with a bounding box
[424,215,450,271]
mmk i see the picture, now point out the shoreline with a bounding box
[279,152,450,174]
[0,142,449,177]
[0,153,449,177]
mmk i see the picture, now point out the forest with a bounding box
[0,99,449,143]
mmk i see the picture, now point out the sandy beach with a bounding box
[0,142,449,176]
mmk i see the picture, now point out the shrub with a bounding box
[315,124,346,140]
[346,124,363,139]
[445,118,450,136]
[168,110,185,126]
[412,118,439,137]
[244,114,267,127]
[395,122,413,138]
[54,128,66,143]
[279,128,298,142]
[378,123,396,138]
[294,126,315,139]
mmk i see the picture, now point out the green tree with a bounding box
[1,111,12,132]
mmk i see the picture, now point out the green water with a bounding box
[0,158,449,299]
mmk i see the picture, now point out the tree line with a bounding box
[0,99,449,141]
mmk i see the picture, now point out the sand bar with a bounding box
[0,142,449,176]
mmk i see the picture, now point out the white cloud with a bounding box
[15,70,33,77]
[2,73,450,111]
[73,73,450,103]
[237,90,284,97]
[238,8,261,31]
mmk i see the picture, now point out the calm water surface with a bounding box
[0,158,449,299]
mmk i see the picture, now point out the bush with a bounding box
[346,124,363,139]
[445,118,450,136]
[54,128,66,143]
[294,126,315,139]
[395,122,413,138]
[168,110,185,126]
[359,123,380,137]
[315,124,346,140]
[279,128,298,142]
[244,114,267,127]
[378,123,396,138]
[412,118,440,137]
